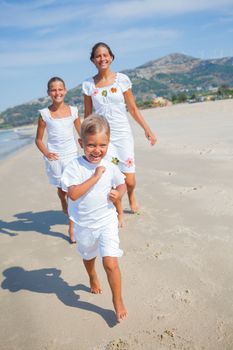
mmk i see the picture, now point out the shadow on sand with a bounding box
[1,266,117,327]
[0,210,69,242]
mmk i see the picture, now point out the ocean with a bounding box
[0,129,36,161]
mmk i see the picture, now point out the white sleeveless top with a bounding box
[39,106,78,159]
[82,73,133,142]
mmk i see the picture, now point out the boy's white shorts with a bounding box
[74,218,123,260]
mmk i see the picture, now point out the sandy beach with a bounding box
[0,99,233,350]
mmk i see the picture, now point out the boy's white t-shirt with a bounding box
[61,156,125,228]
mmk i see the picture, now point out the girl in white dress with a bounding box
[82,42,156,224]
[35,77,81,243]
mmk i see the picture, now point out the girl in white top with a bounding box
[35,76,81,243]
[82,42,156,225]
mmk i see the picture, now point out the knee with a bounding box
[103,258,119,274]
[125,177,136,191]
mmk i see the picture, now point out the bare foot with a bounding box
[117,212,124,228]
[68,230,76,243]
[90,276,102,294]
[113,299,128,322]
[69,237,76,244]
[129,192,139,213]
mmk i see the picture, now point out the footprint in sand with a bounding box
[149,251,162,260]
[171,289,192,304]
[178,185,203,195]
[167,171,177,176]
[105,339,129,350]
[216,320,233,345]
[157,328,195,349]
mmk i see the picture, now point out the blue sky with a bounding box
[1,0,233,111]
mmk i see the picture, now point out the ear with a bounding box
[78,138,83,148]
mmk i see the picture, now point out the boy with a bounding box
[61,114,128,322]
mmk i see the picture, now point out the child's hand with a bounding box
[94,166,106,178]
[109,189,120,203]
[145,129,157,146]
[46,152,59,160]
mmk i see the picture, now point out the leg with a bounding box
[103,256,128,322]
[57,187,76,243]
[68,219,76,244]
[83,258,102,294]
[124,173,139,213]
[114,200,124,228]
[57,187,68,214]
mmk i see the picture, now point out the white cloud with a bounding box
[0,25,180,69]
[96,27,180,53]
[0,49,84,68]
[0,1,89,28]
[36,27,58,36]
[2,0,232,30]
[103,0,233,19]
[1,0,231,71]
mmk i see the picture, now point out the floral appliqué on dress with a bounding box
[111,87,117,93]
[111,157,119,165]
[93,89,99,96]
[125,157,134,167]
[102,90,107,97]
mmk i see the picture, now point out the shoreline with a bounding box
[0,139,35,162]
[0,98,225,133]
[0,132,35,162]
[0,122,37,132]
[0,99,224,163]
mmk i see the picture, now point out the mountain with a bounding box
[1,53,233,127]
[122,53,233,101]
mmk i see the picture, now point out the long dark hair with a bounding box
[90,42,115,62]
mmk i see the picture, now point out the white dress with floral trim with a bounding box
[82,72,135,173]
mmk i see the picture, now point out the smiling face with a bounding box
[47,80,67,104]
[92,45,113,71]
[79,131,109,164]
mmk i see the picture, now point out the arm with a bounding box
[83,94,93,118]
[124,89,157,145]
[35,116,58,160]
[109,183,127,203]
[68,166,105,201]
[74,116,81,136]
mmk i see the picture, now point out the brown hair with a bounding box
[81,114,110,141]
[47,76,65,91]
[90,42,115,61]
